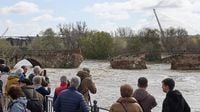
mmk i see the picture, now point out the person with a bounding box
[21,66,28,78]
[40,69,49,87]
[109,84,143,112]
[5,69,22,94]
[15,68,26,81]
[28,66,41,84]
[0,64,10,73]
[133,77,157,112]
[53,75,70,103]
[7,85,27,112]
[19,78,44,105]
[54,76,89,112]
[77,68,96,104]
[32,76,50,111]
[19,79,44,112]
[162,78,190,112]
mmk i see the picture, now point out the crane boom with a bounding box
[153,9,165,38]
[1,27,9,38]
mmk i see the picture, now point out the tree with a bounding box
[162,27,189,52]
[114,27,134,38]
[111,37,128,56]
[29,28,64,50]
[138,28,161,52]
[127,36,144,53]
[80,31,113,59]
[58,21,87,50]
[0,39,14,57]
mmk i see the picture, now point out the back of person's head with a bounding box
[32,76,42,85]
[3,66,10,73]
[8,85,25,99]
[162,78,175,91]
[33,66,41,75]
[70,76,80,89]
[83,68,90,74]
[21,65,27,69]
[15,68,24,77]
[60,75,67,83]
[138,77,148,88]
[120,84,133,97]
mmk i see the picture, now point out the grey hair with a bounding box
[15,68,23,77]
[33,66,41,75]
[70,76,80,89]
[32,76,42,85]
[60,75,67,83]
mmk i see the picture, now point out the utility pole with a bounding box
[153,9,165,38]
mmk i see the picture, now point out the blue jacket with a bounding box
[7,97,27,112]
[54,87,89,112]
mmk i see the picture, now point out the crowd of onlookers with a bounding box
[0,64,191,112]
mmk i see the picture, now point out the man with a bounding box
[21,65,28,78]
[133,77,157,112]
[53,75,70,103]
[19,78,44,112]
[162,78,190,112]
[110,84,143,112]
[54,76,89,112]
[77,68,96,105]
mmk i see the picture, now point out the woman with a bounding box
[110,84,143,112]
[7,85,27,112]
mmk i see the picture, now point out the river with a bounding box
[32,60,200,112]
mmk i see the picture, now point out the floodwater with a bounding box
[39,60,199,112]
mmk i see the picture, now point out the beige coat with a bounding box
[77,71,96,104]
[110,97,143,112]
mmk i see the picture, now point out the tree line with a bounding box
[1,21,200,60]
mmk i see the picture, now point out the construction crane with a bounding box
[153,9,165,38]
[0,27,9,38]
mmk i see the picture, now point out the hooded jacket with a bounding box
[5,76,19,94]
[7,97,27,112]
[110,97,143,112]
[77,71,96,104]
[133,88,157,112]
[162,90,190,112]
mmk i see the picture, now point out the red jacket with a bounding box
[53,82,69,103]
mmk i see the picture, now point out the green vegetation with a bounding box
[1,22,200,60]
[80,31,113,59]
[29,28,64,50]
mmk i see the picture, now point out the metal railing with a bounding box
[45,95,109,112]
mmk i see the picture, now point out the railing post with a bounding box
[92,100,99,112]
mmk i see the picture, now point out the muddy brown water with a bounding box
[28,60,200,112]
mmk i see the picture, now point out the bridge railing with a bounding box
[45,95,109,112]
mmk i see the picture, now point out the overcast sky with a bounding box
[1,0,200,36]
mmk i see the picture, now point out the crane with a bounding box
[0,27,9,38]
[153,9,165,38]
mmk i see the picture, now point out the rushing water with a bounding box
[35,60,199,112]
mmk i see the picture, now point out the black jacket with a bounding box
[162,90,190,112]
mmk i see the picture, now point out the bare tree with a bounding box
[58,21,87,50]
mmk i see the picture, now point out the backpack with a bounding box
[27,98,43,112]
[23,88,43,112]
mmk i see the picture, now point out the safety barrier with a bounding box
[45,95,109,112]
